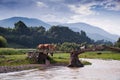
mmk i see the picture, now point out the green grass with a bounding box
[0,49,120,66]
[0,52,91,66]
[79,51,120,60]
[51,51,120,65]
[0,48,24,55]
[0,48,35,55]
[52,53,91,65]
[0,54,29,66]
[52,53,69,63]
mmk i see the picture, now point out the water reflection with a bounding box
[0,59,120,80]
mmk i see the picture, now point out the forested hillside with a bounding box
[0,21,94,48]
[0,17,118,42]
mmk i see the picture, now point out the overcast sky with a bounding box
[0,0,120,36]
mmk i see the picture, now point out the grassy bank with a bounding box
[52,51,120,65]
[0,54,29,66]
[0,53,91,66]
[0,48,120,66]
[52,53,91,65]
[0,48,23,55]
[0,48,35,55]
[79,51,120,60]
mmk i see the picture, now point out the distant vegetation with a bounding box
[115,38,120,48]
[0,21,113,48]
[0,36,7,47]
[0,48,30,55]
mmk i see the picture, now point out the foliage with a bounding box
[59,42,80,52]
[95,39,113,45]
[14,21,30,35]
[0,21,94,48]
[46,26,93,44]
[0,21,112,48]
[115,38,120,48]
[0,48,27,55]
[0,36,7,47]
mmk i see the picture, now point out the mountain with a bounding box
[48,22,63,25]
[0,17,119,42]
[59,22,119,42]
[0,17,51,29]
[0,24,93,48]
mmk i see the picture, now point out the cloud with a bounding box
[102,0,120,11]
[36,1,48,8]
[0,0,35,9]
[68,0,120,17]
[68,3,97,15]
[40,14,69,23]
[68,15,84,23]
[68,14,120,35]
[0,0,120,35]
[48,0,64,2]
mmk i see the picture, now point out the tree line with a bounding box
[0,21,114,48]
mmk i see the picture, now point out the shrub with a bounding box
[0,36,7,47]
[0,48,25,55]
[59,42,80,52]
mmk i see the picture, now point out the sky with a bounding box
[0,0,120,36]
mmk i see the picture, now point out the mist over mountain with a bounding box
[60,22,119,42]
[0,17,119,42]
[0,17,51,29]
[0,21,94,48]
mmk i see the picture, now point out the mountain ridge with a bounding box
[0,17,51,29]
[61,22,119,42]
[0,17,119,42]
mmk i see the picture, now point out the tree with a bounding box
[0,24,94,48]
[59,42,80,52]
[95,40,113,46]
[0,36,7,47]
[37,26,46,34]
[115,38,120,48]
[0,27,9,35]
[46,26,93,43]
[80,30,86,37]
[14,21,30,35]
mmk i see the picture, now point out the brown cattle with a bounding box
[37,44,56,56]
[37,44,56,51]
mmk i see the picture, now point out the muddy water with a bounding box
[0,59,120,80]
